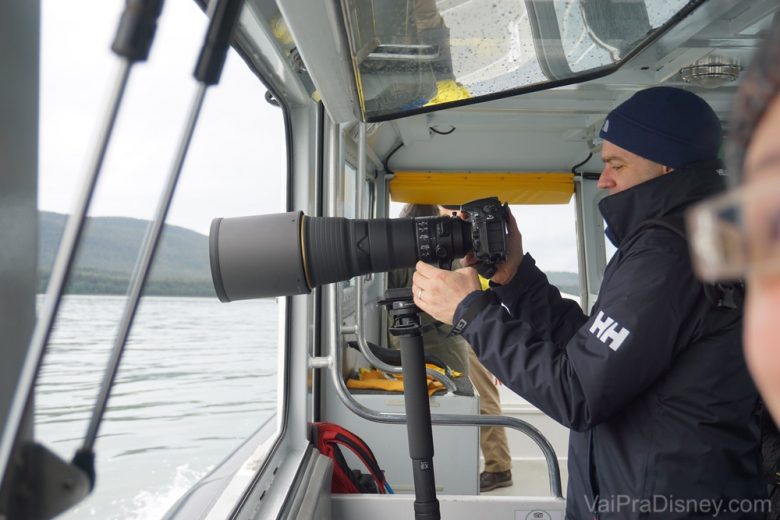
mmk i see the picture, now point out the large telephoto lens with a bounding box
[209,212,472,302]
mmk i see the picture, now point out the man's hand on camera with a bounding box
[462,207,524,285]
[412,262,481,325]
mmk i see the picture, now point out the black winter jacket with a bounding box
[456,163,765,519]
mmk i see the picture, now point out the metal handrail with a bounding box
[327,282,564,498]
[84,85,208,450]
[343,289,458,395]
[321,124,562,498]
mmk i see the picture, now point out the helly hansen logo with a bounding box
[448,318,468,337]
[589,311,630,351]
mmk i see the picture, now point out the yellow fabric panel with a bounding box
[346,366,460,397]
[390,172,574,205]
[424,80,471,107]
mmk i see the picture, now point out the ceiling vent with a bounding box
[679,56,741,88]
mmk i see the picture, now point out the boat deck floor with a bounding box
[480,457,569,498]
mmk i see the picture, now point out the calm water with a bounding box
[34,295,279,519]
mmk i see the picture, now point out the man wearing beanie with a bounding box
[412,86,765,518]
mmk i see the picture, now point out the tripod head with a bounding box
[380,288,422,337]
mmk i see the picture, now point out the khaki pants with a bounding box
[468,347,512,472]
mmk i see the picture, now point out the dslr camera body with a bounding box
[415,197,508,278]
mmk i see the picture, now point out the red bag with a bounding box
[312,422,389,494]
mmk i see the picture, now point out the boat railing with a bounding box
[322,278,564,498]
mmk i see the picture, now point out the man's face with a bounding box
[742,95,780,422]
[597,140,669,195]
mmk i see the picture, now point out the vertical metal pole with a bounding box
[357,122,366,219]
[0,0,40,495]
[81,85,207,451]
[573,178,589,308]
[0,0,165,486]
[0,60,133,485]
[75,0,245,465]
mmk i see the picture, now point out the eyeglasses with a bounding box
[686,175,780,282]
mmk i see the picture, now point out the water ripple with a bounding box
[34,295,279,520]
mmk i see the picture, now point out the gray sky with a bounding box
[40,0,586,272]
[40,0,286,235]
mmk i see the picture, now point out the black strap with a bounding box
[334,432,385,482]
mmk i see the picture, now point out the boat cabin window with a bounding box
[511,201,580,299]
[341,0,695,120]
[34,1,288,517]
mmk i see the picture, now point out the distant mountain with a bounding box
[38,211,582,297]
[38,212,215,296]
[546,271,580,297]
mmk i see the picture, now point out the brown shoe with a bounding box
[480,470,513,492]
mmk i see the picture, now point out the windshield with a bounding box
[341,0,694,121]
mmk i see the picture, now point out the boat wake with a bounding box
[120,464,208,520]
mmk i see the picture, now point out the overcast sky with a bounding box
[40,0,587,273]
[40,0,286,235]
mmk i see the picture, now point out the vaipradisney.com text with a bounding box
[585,495,771,517]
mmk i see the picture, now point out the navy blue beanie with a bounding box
[598,87,722,170]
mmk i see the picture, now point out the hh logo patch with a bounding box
[448,318,468,337]
[589,310,630,351]
[602,119,609,133]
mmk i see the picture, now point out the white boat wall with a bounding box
[1,1,779,519]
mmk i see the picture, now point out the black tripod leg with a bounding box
[399,334,441,520]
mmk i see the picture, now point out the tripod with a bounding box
[382,287,441,520]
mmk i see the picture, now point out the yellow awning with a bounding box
[389,172,575,205]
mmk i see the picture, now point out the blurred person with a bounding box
[466,348,512,492]
[724,13,780,429]
[688,15,780,517]
[439,206,513,492]
[391,203,513,491]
